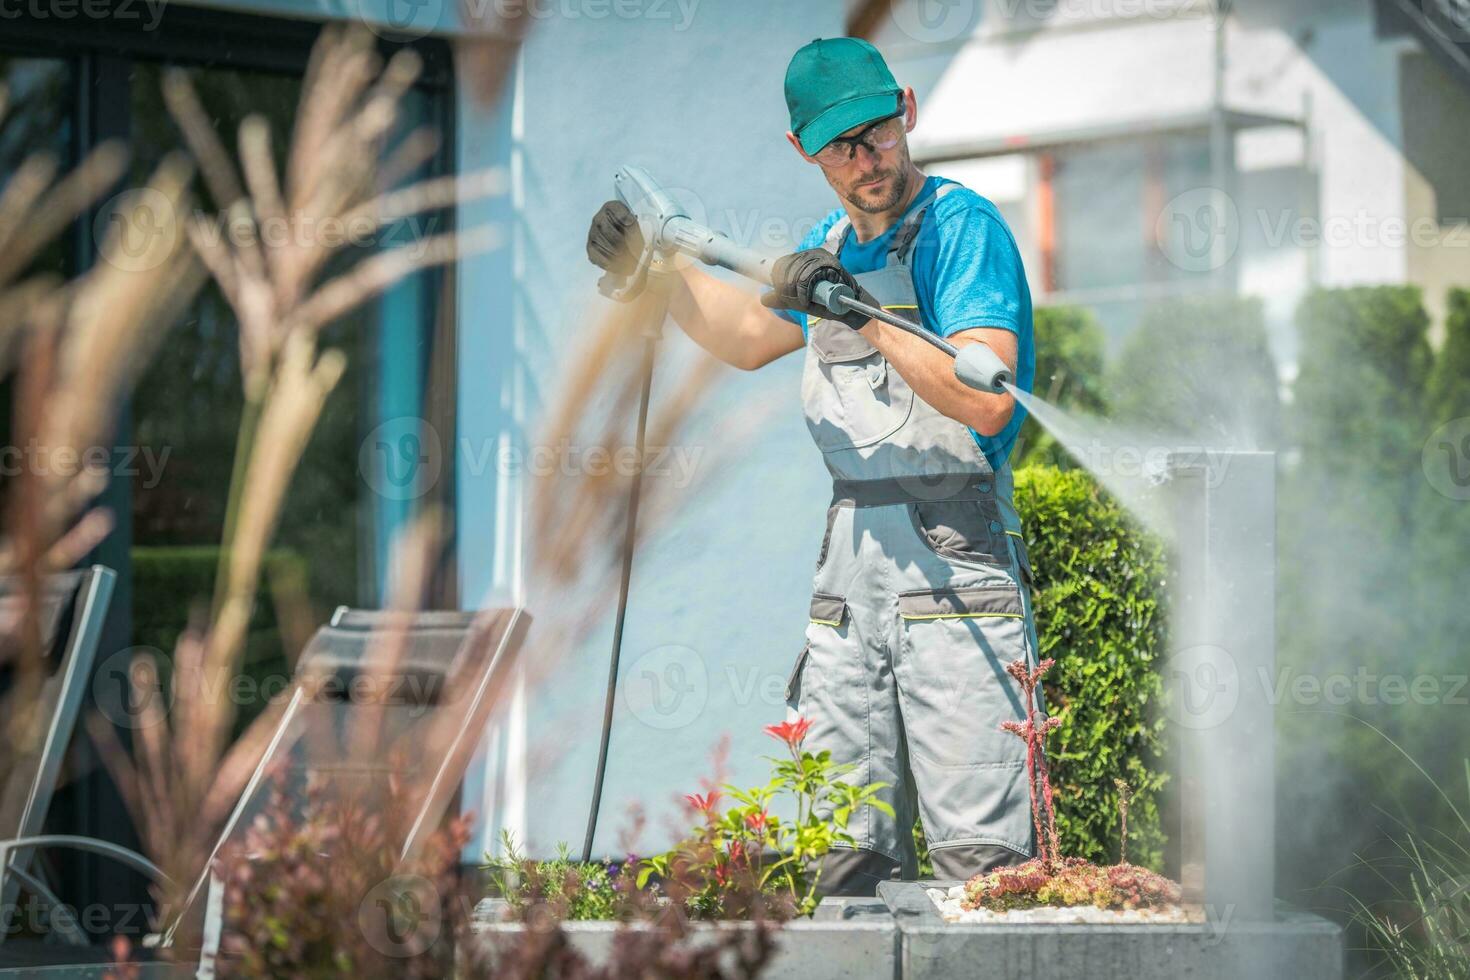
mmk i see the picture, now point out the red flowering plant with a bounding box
[961,658,1183,914]
[639,717,893,918]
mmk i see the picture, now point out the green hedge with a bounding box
[131,545,308,733]
[1014,465,1170,869]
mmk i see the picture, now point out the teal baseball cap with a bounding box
[784,37,902,156]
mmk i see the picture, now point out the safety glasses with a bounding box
[811,110,905,168]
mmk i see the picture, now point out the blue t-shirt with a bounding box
[775,175,1034,471]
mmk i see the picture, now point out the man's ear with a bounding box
[786,130,814,162]
[901,87,918,133]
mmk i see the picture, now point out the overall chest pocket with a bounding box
[802,320,915,452]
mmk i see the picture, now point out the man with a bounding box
[585,37,1042,896]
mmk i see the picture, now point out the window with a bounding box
[0,3,456,903]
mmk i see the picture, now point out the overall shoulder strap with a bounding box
[820,214,851,255]
[890,180,960,266]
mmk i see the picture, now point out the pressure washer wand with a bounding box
[601,164,1015,393]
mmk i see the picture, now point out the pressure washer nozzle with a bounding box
[955,343,1014,394]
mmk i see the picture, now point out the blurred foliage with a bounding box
[1110,294,1280,448]
[1272,285,1470,971]
[1014,305,1109,469]
[130,545,308,735]
[1291,286,1433,492]
[1013,465,1170,870]
[1427,287,1470,425]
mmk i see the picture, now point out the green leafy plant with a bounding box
[640,718,894,918]
[483,833,647,922]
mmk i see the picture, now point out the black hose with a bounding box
[581,297,663,864]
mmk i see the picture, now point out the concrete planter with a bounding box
[878,880,1344,980]
[470,896,897,979]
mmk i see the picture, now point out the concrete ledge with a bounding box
[472,897,898,980]
[878,880,1344,980]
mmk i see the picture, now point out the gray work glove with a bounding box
[586,200,645,277]
[760,249,876,330]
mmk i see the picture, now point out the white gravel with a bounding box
[927,885,1193,925]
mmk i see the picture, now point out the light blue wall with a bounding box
[451,4,849,858]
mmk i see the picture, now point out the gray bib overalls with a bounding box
[785,182,1043,894]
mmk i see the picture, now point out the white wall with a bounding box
[454,1,853,858]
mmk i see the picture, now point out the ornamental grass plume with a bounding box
[81,27,507,930]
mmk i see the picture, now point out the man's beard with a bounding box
[841,142,913,214]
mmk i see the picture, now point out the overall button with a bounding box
[977,481,992,494]
[988,520,1002,533]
